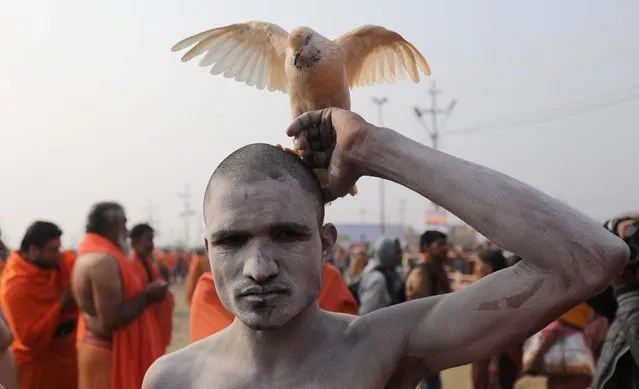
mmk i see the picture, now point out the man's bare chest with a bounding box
[191,361,421,389]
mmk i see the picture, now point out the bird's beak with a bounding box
[293,50,302,66]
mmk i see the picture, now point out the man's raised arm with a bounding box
[287,108,629,373]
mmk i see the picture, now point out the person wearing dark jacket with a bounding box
[471,249,521,389]
[591,217,639,389]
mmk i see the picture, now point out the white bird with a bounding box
[172,21,431,196]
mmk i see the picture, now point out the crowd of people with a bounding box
[0,108,636,389]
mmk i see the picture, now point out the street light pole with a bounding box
[414,81,457,212]
[372,97,388,236]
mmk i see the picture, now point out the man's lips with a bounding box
[237,287,290,298]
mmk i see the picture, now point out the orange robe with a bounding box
[190,262,358,342]
[184,254,210,307]
[164,254,177,276]
[131,252,175,352]
[0,251,78,389]
[559,303,594,330]
[76,234,164,389]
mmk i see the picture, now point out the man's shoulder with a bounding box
[407,263,432,280]
[75,252,118,273]
[143,334,229,389]
[143,342,203,389]
[73,253,121,287]
[77,252,114,263]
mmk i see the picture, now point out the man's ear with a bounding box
[320,223,337,257]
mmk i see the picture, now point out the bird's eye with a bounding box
[304,36,311,45]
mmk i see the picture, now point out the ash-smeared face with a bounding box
[288,28,322,69]
[204,177,324,330]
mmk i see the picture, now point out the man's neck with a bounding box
[420,252,434,263]
[421,253,444,268]
[232,302,325,370]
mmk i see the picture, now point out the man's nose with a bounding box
[243,246,279,284]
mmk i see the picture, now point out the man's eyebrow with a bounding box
[209,222,312,241]
[270,222,312,233]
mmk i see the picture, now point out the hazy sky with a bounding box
[1,0,638,248]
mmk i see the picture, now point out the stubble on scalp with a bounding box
[203,143,325,226]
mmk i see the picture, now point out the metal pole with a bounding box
[178,185,194,250]
[414,81,456,212]
[372,97,388,236]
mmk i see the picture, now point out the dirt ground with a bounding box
[167,284,546,389]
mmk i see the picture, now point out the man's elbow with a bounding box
[584,236,630,289]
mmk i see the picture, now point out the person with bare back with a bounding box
[72,202,169,389]
[143,108,629,389]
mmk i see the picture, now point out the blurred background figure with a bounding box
[590,214,639,389]
[472,249,521,389]
[344,245,368,301]
[406,230,451,389]
[357,237,404,315]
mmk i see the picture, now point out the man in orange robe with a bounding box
[190,261,357,342]
[184,248,210,307]
[130,223,175,352]
[0,221,78,389]
[71,202,170,389]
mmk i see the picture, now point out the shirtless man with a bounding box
[143,108,629,389]
[72,202,168,389]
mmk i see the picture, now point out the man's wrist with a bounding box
[352,125,403,180]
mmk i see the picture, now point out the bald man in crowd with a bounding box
[143,108,628,388]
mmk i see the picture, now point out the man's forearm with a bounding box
[362,126,627,285]
[113,291,150,330]
[614,286,639,364]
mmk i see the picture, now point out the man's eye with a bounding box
[215,236,247,248]
[274,230,303,241]
[305,36,311,45]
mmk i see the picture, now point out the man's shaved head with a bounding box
[204,143,324,223]
[202,143,338,330]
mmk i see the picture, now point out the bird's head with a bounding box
[288,27,324,69]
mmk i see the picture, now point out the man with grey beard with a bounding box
[72,202,168,389]
[143,108,629,389]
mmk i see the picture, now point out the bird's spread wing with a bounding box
[171,21,289,93]
[335,25,430,89]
